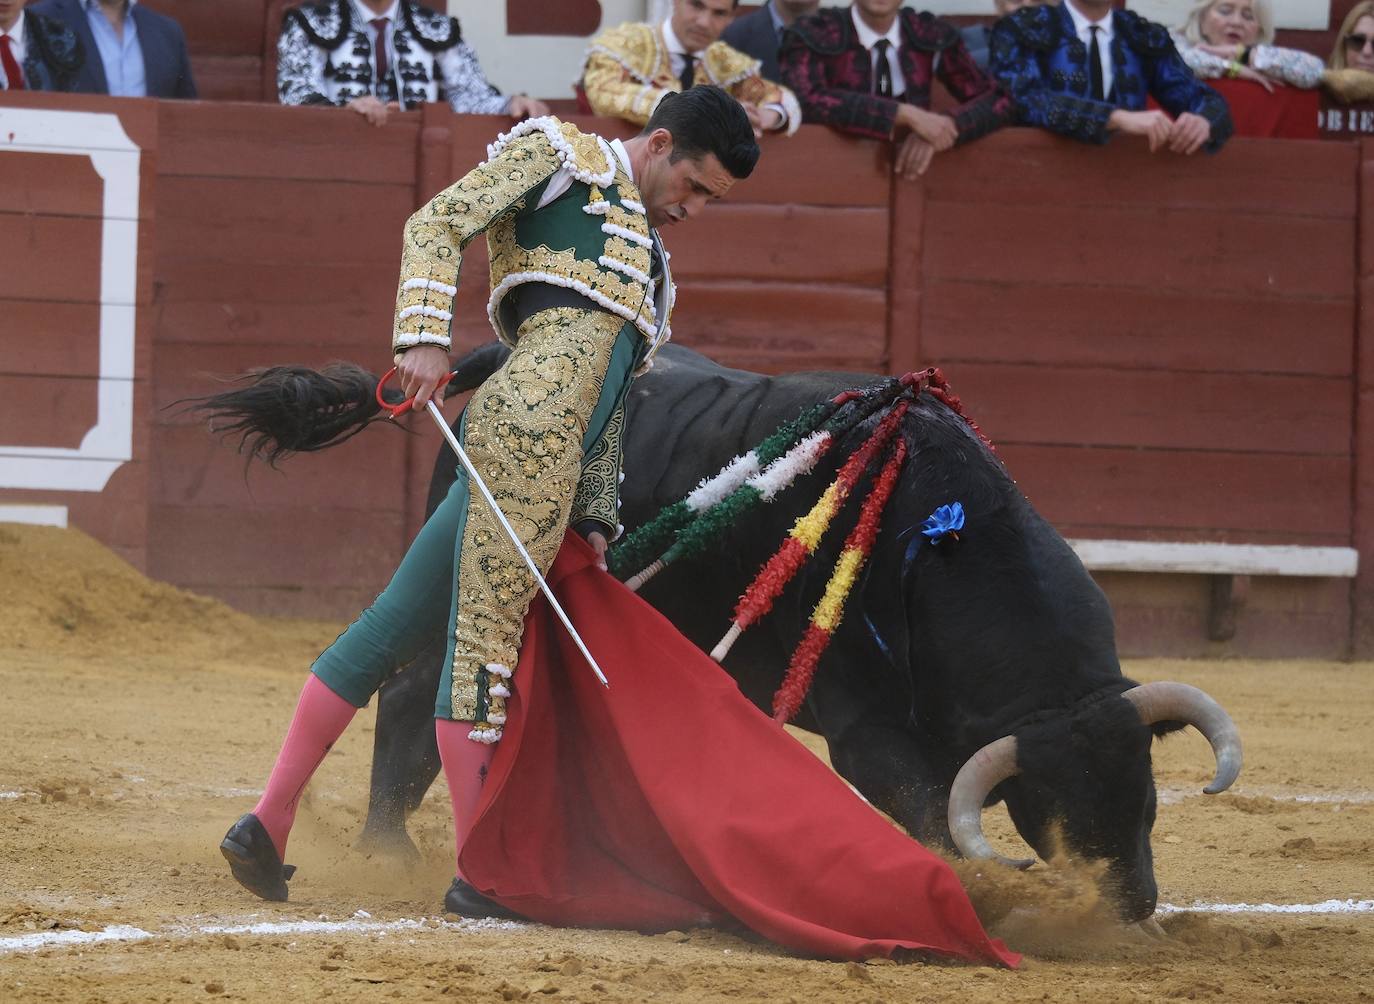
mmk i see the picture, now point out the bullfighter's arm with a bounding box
[391,133,562,354]
[1145,45,1233,153]
[581,26,670,126]
[276,16,332,106]
[988,20,1114,144]
[570,401,627,541]
[435,39,511,116]
[934,35,1015,145]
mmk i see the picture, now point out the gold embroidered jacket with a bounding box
[393,116,670,537]
[582,21,801,133]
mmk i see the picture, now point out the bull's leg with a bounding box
[356,639,445,864]
[807,674,957,852]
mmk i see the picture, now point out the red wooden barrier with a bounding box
[0,92,1365,658]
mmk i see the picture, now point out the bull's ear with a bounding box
[1149,720,1189,739]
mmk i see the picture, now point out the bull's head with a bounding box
[945,682,1242,922]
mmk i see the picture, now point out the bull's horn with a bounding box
[1122,682,1243,795]
[947,735,1036,870]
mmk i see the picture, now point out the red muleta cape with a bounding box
[460,534,1019,968]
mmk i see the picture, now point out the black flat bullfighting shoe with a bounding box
[220,813,296,902]
[443,878,524,921]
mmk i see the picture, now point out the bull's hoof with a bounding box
[220,813,296,902]
[443,878,524,921]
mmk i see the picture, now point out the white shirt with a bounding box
[661,17,696,83]
[350,0,400,98]
[851,6,906,99]
[1064,0,1114,102]
[0,12,28,89]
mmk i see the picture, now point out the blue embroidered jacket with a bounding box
[990,4,1231,151]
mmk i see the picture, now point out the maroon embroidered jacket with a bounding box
[779,7,1013,142]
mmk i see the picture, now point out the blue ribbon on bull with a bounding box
[921,501,964,543]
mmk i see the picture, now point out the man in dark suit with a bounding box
[0,0,83,90]
[990,0,1229,153]
[29,0,196,98]
[720,0,819,84]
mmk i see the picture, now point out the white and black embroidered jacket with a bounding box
[277,0,509,113]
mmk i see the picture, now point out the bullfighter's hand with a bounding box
[1108,109,1173,153]
[573,519,610,571]
[897,105,957,152]
[894,133,934,181]
[1168,112,1212,155]
[507,94,550,120]
[347,96,393,127]
[395,344,452,409]
[740,101,767,139]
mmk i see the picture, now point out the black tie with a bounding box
[873,38,893,98]
[1088,26,1105,101]
[679,53,696,91]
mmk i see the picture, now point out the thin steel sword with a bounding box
[420,399,610,688]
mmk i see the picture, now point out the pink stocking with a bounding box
[435,719,496,883]
[250,674,357,857]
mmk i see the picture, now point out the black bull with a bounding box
[196,343,1241,923]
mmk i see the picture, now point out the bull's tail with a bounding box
[181,342,510,466]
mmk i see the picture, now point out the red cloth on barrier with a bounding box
[459,533,1019,967]
[1153,78,1318,139]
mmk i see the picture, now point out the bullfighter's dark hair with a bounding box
[643,86,759,179]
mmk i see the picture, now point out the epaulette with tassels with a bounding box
[608,367,992,723]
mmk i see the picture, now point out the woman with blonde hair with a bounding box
[1326,1,1374,102]
[1172,0,1324,90]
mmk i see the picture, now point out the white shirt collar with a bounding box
[661,17,696,58]
[352,0,400,26]
[3,10,27,47]
[851,5,902,51]
[610,138,635,184]
[84,0,138,11]
[1064,0,1113,42]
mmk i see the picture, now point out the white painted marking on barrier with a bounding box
[0,507,69,528]
[1160,899,1374,915]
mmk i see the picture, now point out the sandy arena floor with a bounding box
[1,524,1371,1002]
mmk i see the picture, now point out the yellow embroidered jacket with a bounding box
[582,21,801,133]
[393,116,671,537]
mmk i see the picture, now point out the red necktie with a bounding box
[370,17,389,89]
[0,34,25,91]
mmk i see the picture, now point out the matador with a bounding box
[220,87,762,917]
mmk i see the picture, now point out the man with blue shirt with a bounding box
[30,0,196,99]
[720,0,819,84]
[991,0,1230,154]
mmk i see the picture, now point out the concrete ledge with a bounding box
[1067,540,1359,578]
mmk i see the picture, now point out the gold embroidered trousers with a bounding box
[311,306,640,743]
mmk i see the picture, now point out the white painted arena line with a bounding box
[1159,899,1374,915]
[0,913,528,955]
[1155,785,1374,806]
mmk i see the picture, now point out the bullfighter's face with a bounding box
[637,128,736,229]
[1200,0,1262,48]
[671,0,736,53]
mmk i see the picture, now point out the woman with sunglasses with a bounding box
[1327,1,1374,103]
[1172,0,1323,91]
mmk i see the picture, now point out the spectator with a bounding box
[962,0,1055,72]
[990,0,1232,154]
[583,0,801,136]
[1325,2,1374,104]
[1171,0,1323,91]
[29,0,196,99]
[277,0,548,128]
[0,0,83,91]
[720,0,819,84]
[780,2,1014,179]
